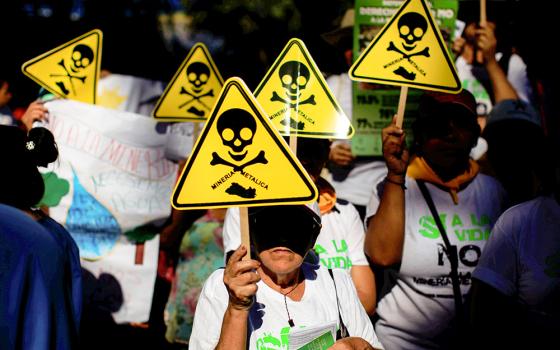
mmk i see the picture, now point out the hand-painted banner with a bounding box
[41,99,178,323]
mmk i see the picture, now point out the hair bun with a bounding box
[26,127,58,167]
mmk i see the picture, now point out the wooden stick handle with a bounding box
[239,207,251,261]
[289,134,298,154]
[396,86,408,129]
[480,0,487,25]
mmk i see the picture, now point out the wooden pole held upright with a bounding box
[480,0,487,25]
[395,86,408,129]
[239,206,250,261]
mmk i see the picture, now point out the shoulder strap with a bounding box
[416,180,464,322]
[327,268,349,339]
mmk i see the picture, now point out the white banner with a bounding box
[42,99,178,323]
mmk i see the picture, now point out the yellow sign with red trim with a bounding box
[22,29,102,104]
[153,43,224,121]
[172,77,318,209]
[254,38,354,139]
[349,0,461,93]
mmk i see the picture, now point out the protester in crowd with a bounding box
[20,99,49,130]
[365,90,507,349]
[473,22,548,206]
[322,9,388,221]
[222,137,376,315]
[18,74,200,348]
[482,99,546,206]
[0,204,76,350]
[453,21,532,122]
[0,77,16,125]
[470,150,559,348]
[164,208,227,347]
[0,125,82,343]
[190,204,382,349]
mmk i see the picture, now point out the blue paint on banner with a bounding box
[66,171,121,259]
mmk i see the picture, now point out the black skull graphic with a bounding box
[70,44,94,73]
[398,12,428,51]
[217,108,256,161]
[279,61,310,100]
[186,62,210,94]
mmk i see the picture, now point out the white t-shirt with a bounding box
[222,202,369,270]
[456,53,533,116]
[328,158,388,207]
[189,262,382,349]
[366,174,506,349]
[473,196,560,319]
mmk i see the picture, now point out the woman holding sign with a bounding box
[364,90,507,349]
[189,205,382,349]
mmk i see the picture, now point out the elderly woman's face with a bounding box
[258,247,304,276]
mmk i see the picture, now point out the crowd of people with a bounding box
[1,2,559,350]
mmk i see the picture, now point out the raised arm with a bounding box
[476,23,518,103]
[365,117,409,266]
[216,245,261,350]
[20,100,49,131]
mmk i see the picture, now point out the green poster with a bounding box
[297,331,335,350]
[352,0,458,156]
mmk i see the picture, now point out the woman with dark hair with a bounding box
[0,203,70,349]
[365,90,507,349]
[0,125,82,347]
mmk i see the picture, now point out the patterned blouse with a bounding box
[164,210,225,345]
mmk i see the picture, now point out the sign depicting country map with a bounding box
[22,29,102,104]
[349,0,461,93]
[254,38,354,139]
[172,77,318,209]
[153,43,224,121]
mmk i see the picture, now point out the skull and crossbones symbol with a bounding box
[178,62,214,114]
[49,44,94,95]
[270,61,316,109]
[210,108,268,173]
[385,12,430,80]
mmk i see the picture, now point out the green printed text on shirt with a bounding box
[418,213,491,241]
[314,240,352,270]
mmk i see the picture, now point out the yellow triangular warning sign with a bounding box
[22,29,102,104]
[349,0,461,93]
[153,43,224,121]
[172,77,318,209]
[254,38,354,139]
